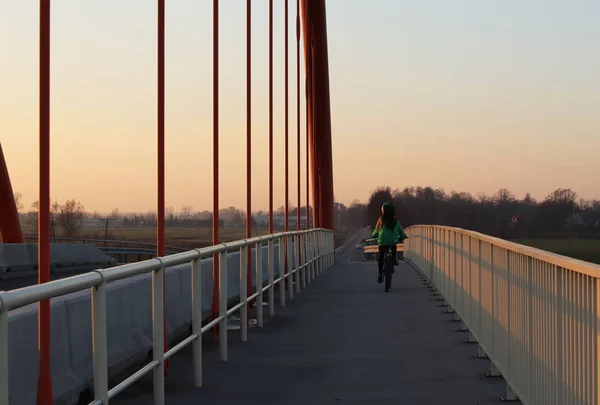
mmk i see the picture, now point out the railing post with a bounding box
[526,256,533,399]
[239,245,248,343]
[505,250,511,396]
[556,266,563,403]
[440,230,447,301]
[0,294,9,405]
[324,231,329,268]
[331,231,334,267]
[288,235,294,299]
[191,254,203,386]
[91,273,108,404]
[453,231,458,314]
[268,238,276,315]
[458,232,464,321]
[317,230,323,274]
[278,236,286,307]
[306,232,312,284]
[330,231,334,267]
[152,259,165,405]
[473,239,482,343]
[301,233,307,288]
[256,239,264,327]
[490,244,495,359]
[219,250,228,362]
[325,231,330,268]
[467,235,472,330]
[295,234,301,294]
[314,230,320,275]
[310,231,316,281]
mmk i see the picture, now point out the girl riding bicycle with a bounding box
[371,202,407,284]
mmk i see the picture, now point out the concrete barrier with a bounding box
[0,244,116,279]
[7,242,295,405]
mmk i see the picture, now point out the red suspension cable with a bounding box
[268,0,274,234]
[37,1,52,403]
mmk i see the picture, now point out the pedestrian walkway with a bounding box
[110,256,508,404]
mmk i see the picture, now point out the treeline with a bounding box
[17,186,599,240]
[339,186,600,239]
[122,206,314,228]
[15,192,316,238]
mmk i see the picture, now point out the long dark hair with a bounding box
[381,206,397,231]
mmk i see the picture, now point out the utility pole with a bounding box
[50,215,55,239]
[100,217,117,246]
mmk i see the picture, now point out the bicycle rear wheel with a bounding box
[384,269,392,292]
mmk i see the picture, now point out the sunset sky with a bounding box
[2,0,599,214]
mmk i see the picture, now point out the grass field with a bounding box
[31,226,355,251]
[511,238,600,265]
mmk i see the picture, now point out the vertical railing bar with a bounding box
[491,244,495,362]
[256,240,264,327]
[191,255,203,386]
[592,277,600,405]
[302,233,308,288]
[295,235,301,294]
[506,250,511,384]
[219,251,228,362]
[288,235,294,299]
[152,260,165,405]
[240,246,248,343]
[557,266,563,403]
[91,273,108,404]
[268,239,276,314]
[279,236,286,307]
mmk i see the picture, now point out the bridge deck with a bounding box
[110,251,506,404]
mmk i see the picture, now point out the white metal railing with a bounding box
[0,228,334,405]
[404,225,600,405]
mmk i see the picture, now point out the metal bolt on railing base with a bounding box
[226,316,258,331]
[463,332,478,344]
[473,345,488,359]
[456,321,469,332]
[501,385,520,402]
[485,362,502,378]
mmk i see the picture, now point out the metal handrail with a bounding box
[0,228,335,405]
[404,225,600,404]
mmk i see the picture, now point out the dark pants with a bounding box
[378,245,397,275]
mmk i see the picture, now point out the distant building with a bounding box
[253,215,308,228]
[82,218,124,228]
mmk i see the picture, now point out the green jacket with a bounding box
[372,217,407,246]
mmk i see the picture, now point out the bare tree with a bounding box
[180,206,193,221]
[13,192,24,211]
[56,199,85,238]
[494,188,516,205]
[27,200,40,230]
[166,206,175,221]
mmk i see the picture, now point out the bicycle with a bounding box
[382,248,395,292]
[381,236,407,292]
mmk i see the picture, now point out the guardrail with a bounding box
[24,236,188,253]
[404,225,600,405]
[0,228,334,405]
